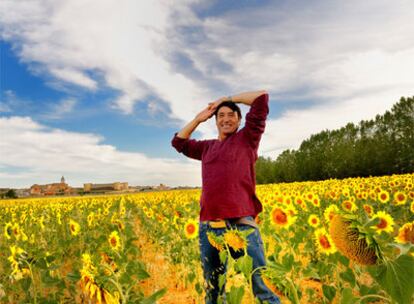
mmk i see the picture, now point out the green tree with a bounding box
[5,189,17,199]
[256,96,414,183]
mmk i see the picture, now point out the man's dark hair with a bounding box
[214,101,242,119]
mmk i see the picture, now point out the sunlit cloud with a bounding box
[0,116,200,188]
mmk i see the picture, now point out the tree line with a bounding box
[256,96,414,184]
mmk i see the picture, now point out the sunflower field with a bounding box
[1,173,413,303]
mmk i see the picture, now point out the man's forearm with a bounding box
[177,118,201,139]
[230,90,267,106]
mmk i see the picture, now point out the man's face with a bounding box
[216,106,241,138]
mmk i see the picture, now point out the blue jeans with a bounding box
[199,218,281,304]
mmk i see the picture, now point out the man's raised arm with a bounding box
[208,90,267,110]
[176,106,216,139]
[229,90,267,106]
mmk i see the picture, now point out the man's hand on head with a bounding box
[195,106,216,123]
[208,96,231,112]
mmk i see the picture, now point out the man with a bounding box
[171,91,280,304]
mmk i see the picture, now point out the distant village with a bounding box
[0,176,195,199]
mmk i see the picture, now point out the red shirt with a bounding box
[172,93,269,221]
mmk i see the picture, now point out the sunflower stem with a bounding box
[285,276,300,304]
[25,260,37,304]
[357,294,391,303]
[108,278,126,303]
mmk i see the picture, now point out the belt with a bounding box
[203,217,259,229]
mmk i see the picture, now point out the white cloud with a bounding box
[0,102,11,113]
[0,116,200,188]
[0,0,209,117]
[49,67,97,90]
[42,98,77,119]
[1,0,414,186]
[176,0,414,153]
[260,89,406,157]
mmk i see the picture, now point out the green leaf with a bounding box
[340,287,357,304]
[364,217,381,228]
[141,288,167,304]
[359,284,378,296]
[359,284,382,304]
[339,268,356,287]
[36,258,48,270]
[187,272,196,283]
[389,243,414,257]
[126,260,150,280]
[218,274,226,290]
[195,282,203,295]
[227,286,245,304]
[282,253,294,272]
[235,255,253,279]
[368,254,414,304]
[19,277,31,294]
[66,271,81,282]
[45,255,56,264]
[338,254,350,267]
[316,261,333,278]
[219,250,227,265]
[41,271,61,286]
[267,261,289,274]
[322,285,336,302]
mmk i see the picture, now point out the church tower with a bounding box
[61,176,65,184]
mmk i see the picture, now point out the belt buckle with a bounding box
[209,220,227,229]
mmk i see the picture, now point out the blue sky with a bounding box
[1,0,414,188]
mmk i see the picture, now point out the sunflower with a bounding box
[4,222,12,239]
[81,253,94,269]
[371,211,395,234]
[108,231,121,251]
[11,223,21,240]
[294,196,306,210]
[8,246,30,281]
[119,202,126,217]
[394,222,414,244]
[69,219,81,236]
[324,204,339,222]
[341,200,357,212]
[284,196,293,205]
[270,206,296,229]
[369,190,377,200]
[38,216,45,231]
[308,214,320,228]
[8,245,25,261]
[87,212,95,227]
[184,219,198,239]
[342,188,350,197]
[224,230,247,251]
[101,252,118,275]
[411,201,414,213]
[103,289,120,304]
[207,232,224,251]
[329,215,377,265]
[362,204,374,216]
[378,190,390,204]
[305,192,314,202]
[314,228,337,255]
[311,196,321,208]
[393,191,407,205]
[56,211,62,225]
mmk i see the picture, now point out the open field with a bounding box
[1,173,413,303]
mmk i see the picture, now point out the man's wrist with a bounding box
[224,95,232,102]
